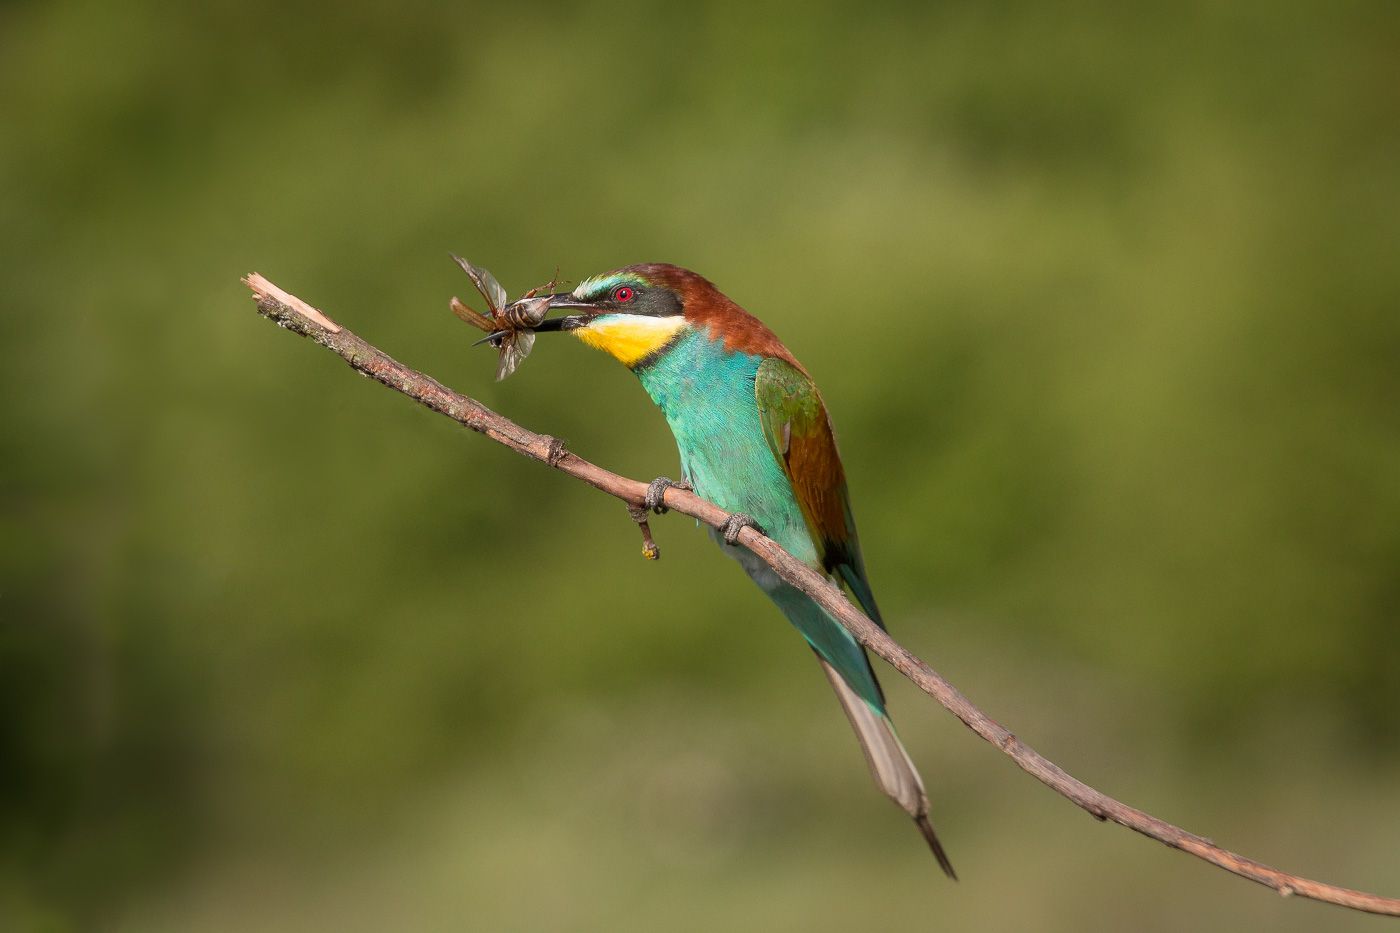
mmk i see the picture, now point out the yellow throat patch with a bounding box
[573,314,687,367]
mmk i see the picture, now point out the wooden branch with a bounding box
[243,272,1400,918]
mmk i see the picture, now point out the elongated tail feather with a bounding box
[817,655,957,880]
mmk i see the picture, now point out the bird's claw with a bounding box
[644,476,692,514]
[720,512,762,545]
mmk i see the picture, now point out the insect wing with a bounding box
[451,254,509,313]
[495,330,535,381]
[450,296,498,333]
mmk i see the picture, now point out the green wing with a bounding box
[754,357,884,628]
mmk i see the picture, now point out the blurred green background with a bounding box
[4,0,1398,929]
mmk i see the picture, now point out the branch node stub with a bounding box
[627,504,661,561]
[543,436,568,467]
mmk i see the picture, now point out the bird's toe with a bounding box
[720,512,762,545]
[645,476,691,514]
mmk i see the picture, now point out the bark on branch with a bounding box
[243,272,1400,918]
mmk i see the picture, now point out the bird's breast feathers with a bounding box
[573,313,688,368]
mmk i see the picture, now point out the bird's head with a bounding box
[532,263,699,368]
[532,262,796,369]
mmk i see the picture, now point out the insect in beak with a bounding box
[449,256,567,381]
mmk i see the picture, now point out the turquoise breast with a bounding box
[636,329,816,564]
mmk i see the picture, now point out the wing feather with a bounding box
[754,358,883,626]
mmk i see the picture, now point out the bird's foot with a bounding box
[720,512,763,546]
[644,476,692,514]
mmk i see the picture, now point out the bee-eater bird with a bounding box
[528,263,955,876]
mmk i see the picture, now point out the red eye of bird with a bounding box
[612,286,635,303]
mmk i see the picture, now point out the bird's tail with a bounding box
[817,656,957,880]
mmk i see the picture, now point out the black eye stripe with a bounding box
[582,279,682,316]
